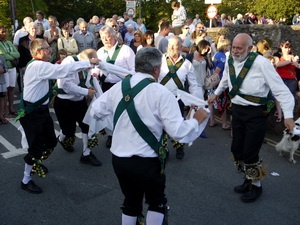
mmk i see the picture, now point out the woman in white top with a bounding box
[57,27,78,55]
[44,15,61,63]
[171,1,186,34]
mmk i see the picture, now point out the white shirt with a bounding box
[214,54,294,118]
[13,27,27,46]
[90,72,199,158]
[34,18,50,30]
[57,56,89,101]
[159,54,203,99]
[23,59,91,104]
[96,42,135,83]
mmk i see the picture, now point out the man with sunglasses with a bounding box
[19,38,100,194]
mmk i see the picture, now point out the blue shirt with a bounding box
[212,51,226,78]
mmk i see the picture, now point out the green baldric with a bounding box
[160,56,185,90]
[52,55,88,96]
[228,52,274,113]
[114,75,168,174]
[16,59,51,120]
[100,44,123,83]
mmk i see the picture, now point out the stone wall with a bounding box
[207,25,300,135]
[207,25,300,56]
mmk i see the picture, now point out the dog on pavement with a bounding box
[275,119,300,164]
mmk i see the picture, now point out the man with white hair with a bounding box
[159,36,203,159]
[13,17,33,48]
[97,26,135,148]
[209,33,295,202]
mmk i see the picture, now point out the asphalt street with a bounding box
[1,103,300,225]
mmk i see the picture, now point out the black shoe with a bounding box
[241,185,263,203]
[106,136,112,148]
[21,180,43,194]
[57,136,74,152]
[176,148,185,160]
[80,153,102,166]
[234,179,251,194]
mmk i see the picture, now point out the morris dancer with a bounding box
[18,38,99,193]
[209,33,295,202]
[96,26,135,148]
[53,49,102,166]
[159,36,203,159]
[90,47,208,225]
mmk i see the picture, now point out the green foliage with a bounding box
[0,0,300,31]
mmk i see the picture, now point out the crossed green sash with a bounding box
[160,56,185,90]
[16,59,51,120]
[114,75,168,174]
[100,44,123,83]
[228,52,274,112]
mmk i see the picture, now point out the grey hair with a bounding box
[135,47,162,74]
[100,25,116,37]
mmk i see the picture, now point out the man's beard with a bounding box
[232,51,249,62]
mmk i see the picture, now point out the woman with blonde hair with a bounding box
[130,30,143,54]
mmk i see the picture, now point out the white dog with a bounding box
[275,120,300,164]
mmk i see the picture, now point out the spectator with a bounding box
[34,10,50,30]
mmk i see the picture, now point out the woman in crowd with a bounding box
[171,1,187,35]
[124,24,134,46]
[142,30,155,47]
[0,26,20,117]
[136,18,146,34]
[44,15,61,63]
[274,40,300,122]
[182,28,207,54]
[57,27,78,55]
[211,38,231,129]
[35,23,44,38]
[130,30,143,54]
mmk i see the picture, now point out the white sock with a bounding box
[146,210,164,225]
[59,130,65,142]
[22,163,33,184]
[252,181,261,187]
[121,213,137,225]
[82,133,91,156]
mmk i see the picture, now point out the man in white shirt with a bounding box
[19,38,99,194]
[53,49,102,166]
[159,36,203,159]
[13,17,33,48]
[209,33,295,203]
[34,10,50,30]
[97,26,135,148]
[90,46,208,225]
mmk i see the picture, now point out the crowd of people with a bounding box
[0,1,299,224]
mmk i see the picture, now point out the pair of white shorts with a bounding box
[4,68,17,88]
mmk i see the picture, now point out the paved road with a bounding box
[1,100,300,225]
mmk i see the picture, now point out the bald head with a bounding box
[231,33,253,62]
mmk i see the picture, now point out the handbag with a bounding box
[204,70,220,90]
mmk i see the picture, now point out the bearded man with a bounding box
[208,33,295,203]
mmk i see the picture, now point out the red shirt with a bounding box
[276,57,296,79]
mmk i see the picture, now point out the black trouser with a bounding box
[231,104,268,164]
[112,155,167,216]
[53,97,89,136]
[20,105,57,165]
